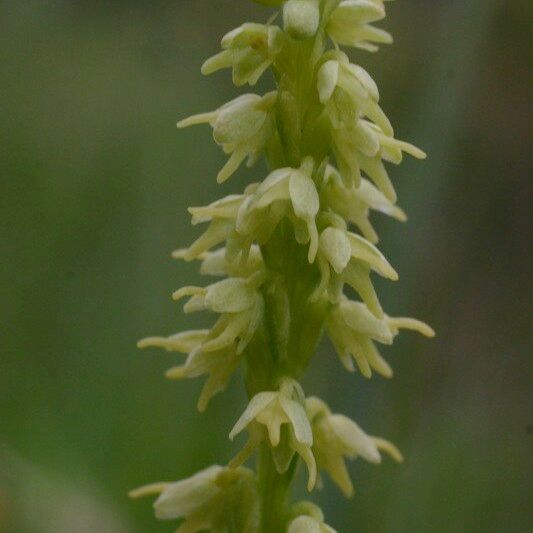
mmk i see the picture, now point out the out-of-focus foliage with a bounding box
[0,0,531,531]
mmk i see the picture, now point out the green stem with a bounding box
[250,16,333,533]
[258,442,293,532]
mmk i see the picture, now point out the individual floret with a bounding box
[229,378,317,490]
[236,157,320,262]
[326,298,434,377]
[306,396,402,497]
[129,465,259,533]
[202,22,284,86]
[178,92,277,183]
[321,165,406,244]
[313,221,398,315]
[327,0,393,52]
[318,52,392,135]
[173,275,266,354]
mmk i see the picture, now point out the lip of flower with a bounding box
[165,345,242,412]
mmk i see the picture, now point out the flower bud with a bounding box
[283,0,320,40]
[288,515,337,533]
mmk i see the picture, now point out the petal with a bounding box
[318,60,340,103]
[340,300,393,344]
[289,168,320,222]
[229,392,277,440]
[288,516,321,533]
[347,232,398,280]
[280,397,313,445]
[137,330,209,353]
[373,437,404,463]
[387,317,435,338]
[319,227,352,274]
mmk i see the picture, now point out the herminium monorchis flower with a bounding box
[178,92,277,183]
[130,465,259,532]
[306,396,402,497]
[202,23,284,86]
[134,0,433,531]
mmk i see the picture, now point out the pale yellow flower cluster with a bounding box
[133,0,432,531]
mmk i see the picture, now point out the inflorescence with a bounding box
[132,1,433,531]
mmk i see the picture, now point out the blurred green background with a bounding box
[1,0,531,531]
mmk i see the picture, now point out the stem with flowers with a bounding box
[130,1,433,531]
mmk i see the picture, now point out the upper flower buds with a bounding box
[202,23,284,86]
[327,0,393,52]
[283,0,320,40]
[178,92,276,183]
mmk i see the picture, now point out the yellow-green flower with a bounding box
[326,299,434,377]
[327,0,393,52]
[177,92,277,183]
[229,379,317,491]
[202,22,284,87]
[307,397,402,497]
[130,465,259,532]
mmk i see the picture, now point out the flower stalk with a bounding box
[132,1,433,531]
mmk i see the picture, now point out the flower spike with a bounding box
[136,0,433,530]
